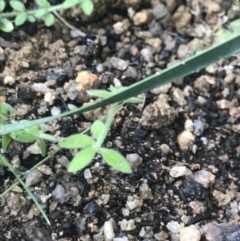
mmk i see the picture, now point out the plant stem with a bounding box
[37,132,58,142]
[94,104,118,149]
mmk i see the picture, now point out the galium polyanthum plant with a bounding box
[0,85,143,173]
[0,0,93,32]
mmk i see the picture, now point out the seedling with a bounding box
[0,0,94,32]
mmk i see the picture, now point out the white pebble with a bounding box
[51,106,61,116]
[104,221,115,241]
[166,221,182,233]
[180,225,201,241]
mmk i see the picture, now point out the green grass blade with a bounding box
[1,20,240,135]
[0,149,59,198]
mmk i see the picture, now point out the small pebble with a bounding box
[133,10,151,26]
[126,153,142,168]
[194,170,215,188]
[170,166,193,178]
[110,57,128,71]
[180,225,201,241]
[140,48,153,62]
[193,119,205,136]
[166,221,182,233]
[104,221,115,241]
[173,88,186,106]
[177,131,195,151]
[51,106,61,116]
[25,169,42,187]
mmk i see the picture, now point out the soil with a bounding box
[1,0,240,241]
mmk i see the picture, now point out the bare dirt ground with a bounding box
[1,0,240,240]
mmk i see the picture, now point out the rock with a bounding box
[154,231,169,241]
[75,71,99,91]
[213,189,236,206]
[170,166,193,178]
[25,169,42,187]
[151,83,172,94]
[177,131,195,151]
[202,0,221,14]
[140,47,153,62]
[152,3,168,20]
[166,221,182,233]
[185,119,193,132]
[37,164,53,175]
[173,88,186,106]
[126,195,143,210]
[119,219,136,231]
[183,177,207,201]
[177,44,189,59]
[139,226,153,238]
[180,225,201,241]
[160,144,170,154]
[113,19,130,34]
[32,83,49,93]
[26,141,42,155]
[126,153,142,168]
[15,104,29,116]
[205,63,218,74]
[110,57,128,71]
[104,221,115,241]
[172,6,191,31]
[193,119,205,136]
[52,184,69,204]
[51,106,61,116]
[4,75,15,85]
[146,38,162,53]
[123,66,138,79]
[139,183,153,200]
[139,99,175,130]
[189,200,206,214]
[194,170,215,188]
[203,222,240,241]
[133,10,151,26]
[224,74,235,84]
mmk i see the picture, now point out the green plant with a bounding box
[0,86,142,173]
[0,0,93,32]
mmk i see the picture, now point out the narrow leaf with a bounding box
[45,13,54,26]
[0,18,14,32]
[68,148,96,172]
[38,138,46,157]
[81,0,94,16]
[0,154,50,225]
[35,0,50,7]
[87,89,112,99]
[100,148,132,173]
[58,134,95,149]
[2,134,11,152]
[10,0,25,11]
[91,120,104,140]
[125,97,143,104]
[0,0,6,12]
[15,12,28,26]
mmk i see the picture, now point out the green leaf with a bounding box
[34,8,47,18]
[81,0,93,16]
[27,15,36,23]
[91,120,104,140]
[0,0,6,12]
[125,97,143,104]
[10,0,25,11]
[2,134,11,152]
[38,138,46,157]
[15,12,27,26]
[10,122,47,143]
[35,0,50,7]
[58,134,95,149]
[0,18,14,32]
[27,15,36,22]
[100,148,132,173]
[68,147,96,172]
[45,13,54,26]
[62,0,81,9]
[87,89,112,99]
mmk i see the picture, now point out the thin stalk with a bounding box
[0,154,51,225]
[0,148,60,197]
[94,104,118,149]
